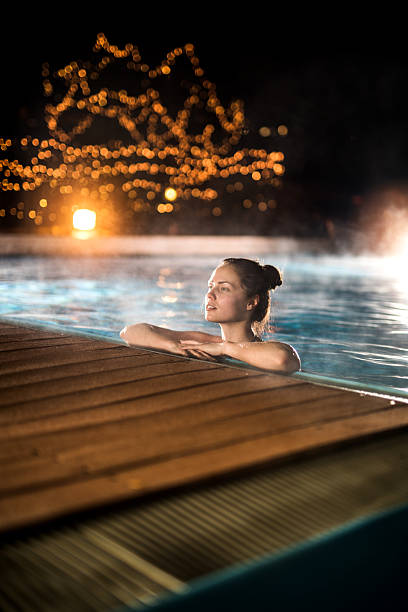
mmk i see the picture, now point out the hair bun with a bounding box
[262,264,282,290]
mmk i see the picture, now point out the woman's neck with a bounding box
[219,322,256,344]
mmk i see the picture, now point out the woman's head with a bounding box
[220,258,282,335]
[205,263,254,327]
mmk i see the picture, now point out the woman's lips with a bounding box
[206,304,216,310]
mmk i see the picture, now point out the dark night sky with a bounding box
[2,13,408,226]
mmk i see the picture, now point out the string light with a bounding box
[164,187,177,201]
[277,124,288,136]
[0,34,285,229]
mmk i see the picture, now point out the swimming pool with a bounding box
[1,252,407,399]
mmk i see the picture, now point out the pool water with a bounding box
[1,253,407,398]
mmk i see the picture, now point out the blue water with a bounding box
[0,253,407,398]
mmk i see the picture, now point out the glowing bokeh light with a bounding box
[259,126,271,137]
[73,208,96,230]
[164,187,177,202]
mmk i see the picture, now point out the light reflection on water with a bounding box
[0,254,407,396]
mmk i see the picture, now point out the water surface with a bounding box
[1,253,407,397]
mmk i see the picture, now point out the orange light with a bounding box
[259,127,271,137]
[73,208,96,230]
[273,163,285,175]
[164,187,177,201]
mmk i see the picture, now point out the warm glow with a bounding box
[394,236,408,285]
[73,208,96,230]
[259,126,271,137]
[164,187,177,201]
[378,232,408,295]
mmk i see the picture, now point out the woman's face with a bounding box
[205,264,253,324]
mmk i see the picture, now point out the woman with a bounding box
[120,257,300,374]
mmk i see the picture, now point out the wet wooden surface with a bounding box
[1,320,407,533]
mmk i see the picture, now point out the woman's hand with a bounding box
[179,339,227,362]
[164,340,193,357]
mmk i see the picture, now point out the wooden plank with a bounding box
[0,325,60,336]
[0,336,107,351]
[0,381,332,461]
[0,346,157,374]
[0,389,382,494]
[0,331,68,342]
[0,359,224,407]
[0,383,339,468]
[0,341,127,363]
[0,373,301,439]
[0,353,188,388]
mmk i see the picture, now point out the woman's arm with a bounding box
[179,339,301,374]
[119,323,221,356]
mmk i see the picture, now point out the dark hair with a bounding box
[222,257,282,336]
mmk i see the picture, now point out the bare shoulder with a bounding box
[264,339,300,355]
[263,340,301,372]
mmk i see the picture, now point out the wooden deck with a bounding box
[1,319,408,534]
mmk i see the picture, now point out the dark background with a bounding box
[2,13,408,247]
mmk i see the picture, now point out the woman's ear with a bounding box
[247,295,259,310]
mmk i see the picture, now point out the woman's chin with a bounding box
[205,311,219,321]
